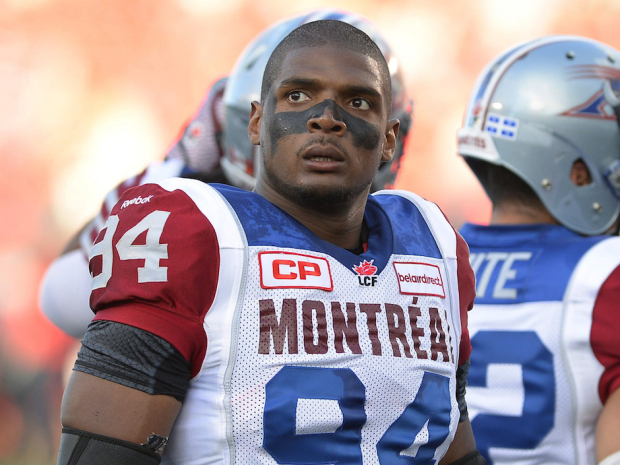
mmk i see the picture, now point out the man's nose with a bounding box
[307,102,346,136]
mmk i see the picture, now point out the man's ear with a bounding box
[248,101,263,146]
[381,118,400,162]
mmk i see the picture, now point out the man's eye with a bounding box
[287,91,310,103]
[351,98,370,110]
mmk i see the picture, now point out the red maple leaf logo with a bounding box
[353,260,377,276]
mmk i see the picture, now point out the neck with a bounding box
[490,201,558,225]
[254,180,368,249]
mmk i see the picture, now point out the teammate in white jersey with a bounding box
[39,9,413,339]
[57,20,484,465]
[457,36,620,465]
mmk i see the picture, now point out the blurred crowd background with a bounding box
[1,0,619,463]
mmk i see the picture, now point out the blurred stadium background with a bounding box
[0,0,618,463]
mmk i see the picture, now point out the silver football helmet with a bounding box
[458,35,620,235]
[222,9,413,192]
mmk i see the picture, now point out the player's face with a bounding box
[250,45,398,208]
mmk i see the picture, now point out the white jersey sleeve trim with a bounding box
[563,235,620,465]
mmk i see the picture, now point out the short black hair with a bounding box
[261,20,392,114]
[467,159,544,208]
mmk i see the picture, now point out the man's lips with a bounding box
[302,145,345,162]
[301,145,346,172]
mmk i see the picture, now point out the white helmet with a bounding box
[222,9,413,192]
[458,35,620,235]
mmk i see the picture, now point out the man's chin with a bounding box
[280,182,369,209]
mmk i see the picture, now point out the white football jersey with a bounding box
[89,179,476,464]
[461,223,620,465]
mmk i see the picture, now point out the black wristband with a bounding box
[58,428,161,465]
[447,450,487,465]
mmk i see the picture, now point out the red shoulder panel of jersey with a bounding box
[455,228,475,365]
[89,183,219,377]
[591,263,620,403]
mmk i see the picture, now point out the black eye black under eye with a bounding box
[268,99,382,151]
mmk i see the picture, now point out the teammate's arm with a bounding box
[596,386,620,464]
[61,222,89,254]
[39,178,141,338]
[39,220,97,338]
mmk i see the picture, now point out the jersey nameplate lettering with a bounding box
[470,251,533,299]
[393,261,445,298]
[259,251,333,291]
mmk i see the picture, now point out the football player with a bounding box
[38,9,413,339]
[458,36,620,465]
[57,19,483,465]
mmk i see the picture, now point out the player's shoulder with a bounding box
[90,178,249,315]
[89,178,233,362]
[582,233,620,253]
[113,178,250,237]
[113,177,215,213]
[372,188,430,206]
[373,189,451,224]
[566,234,620,298]
[573,234,620,275]
[373,189,460,255]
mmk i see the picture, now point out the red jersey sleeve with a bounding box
[591,263,620,403]
[89,183,219,377]
[455,229,475,365]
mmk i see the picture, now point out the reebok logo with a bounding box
[121,195,153,209]
[393,261,445,298]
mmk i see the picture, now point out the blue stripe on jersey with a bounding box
[212,185,441,275]
[460,223,606,303]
